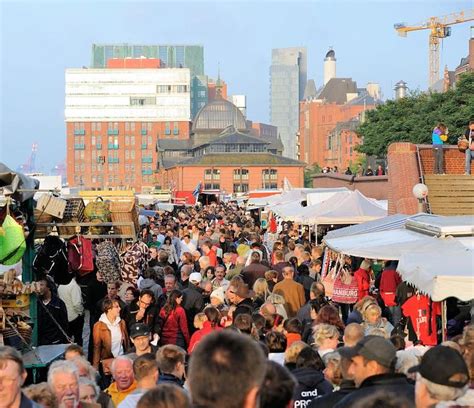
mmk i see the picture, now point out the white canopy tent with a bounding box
[267,201,304,220]
[324,216,474,302]
[291,190,387,225]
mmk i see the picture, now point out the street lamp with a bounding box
[412,183,428,213]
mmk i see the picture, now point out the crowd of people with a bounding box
[2,201,473,408]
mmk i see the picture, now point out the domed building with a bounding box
[156,96,305,203]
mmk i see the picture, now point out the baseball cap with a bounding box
[338,335,396,368]
[408,345,469,388]
[130,323,150,339]
[189,272,202,283]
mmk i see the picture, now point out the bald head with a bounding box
[343,323,364,347]
[260,302,277,317]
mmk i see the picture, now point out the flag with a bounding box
[192,182,202,198]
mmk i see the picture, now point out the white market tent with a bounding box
[324,215,474,301]
[248,187,349,207]
[267,201,304,220]
[291,190,387,225]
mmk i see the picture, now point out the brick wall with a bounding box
[312,174,389,200]
[387,143,420,215]
[418,145,473,175]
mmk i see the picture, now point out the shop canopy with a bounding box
[324,215,474,301]
[248,188,348,207]
[267,201,304,220]
[291,190,387,225]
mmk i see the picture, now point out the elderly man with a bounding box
[411,345,470,408]
[334,336,414,407]
[48,360,97,408]
[0,346,40,408]
[188,330,266,408]
[105,356,137,407]
[117,354,158,408]
[272,266,306,318]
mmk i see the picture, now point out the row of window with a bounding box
[204,169,278,181]
[202,183,277,193]
[73,122,180,134]
[156,85,188,93]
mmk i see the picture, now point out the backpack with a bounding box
[120,241,150,285]
[96,241,121,283]
[84,197,111,234]
[67,236,94,277]
[33,235,71,284]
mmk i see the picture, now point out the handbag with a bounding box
[68,235,94,276]
[458,137,469,152]
[322,255,342,299]
[332,268,358,304]
[84,197,111,234]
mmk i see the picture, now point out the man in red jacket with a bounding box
[201,241,217,267]
[354,260,372,301]
[378,261,402,326]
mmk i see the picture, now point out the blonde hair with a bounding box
[193,312,207,330]
[360,260,372,271]
[24,383,58,408]
[284,341,308,365]
[267,293,286,305]
[354,296,377,313]
[253,278,270,299]
[312,324,339,347]
[362,303,382,321]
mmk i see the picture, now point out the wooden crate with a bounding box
[109,200,138,236]
[58,198,85,236]
[33,209,54,238]
[36,194,67,219]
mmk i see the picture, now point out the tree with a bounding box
[357,72,474,157]
[304,163,322,187]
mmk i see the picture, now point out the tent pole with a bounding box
[441,300,447,342]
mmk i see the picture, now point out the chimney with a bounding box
[394,80,408,99]
[323,48,336,86]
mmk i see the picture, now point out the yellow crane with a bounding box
[394,10,474,87]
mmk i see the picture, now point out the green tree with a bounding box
[357,72,474,157]
[304,163,322,187]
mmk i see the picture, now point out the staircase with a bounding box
[424,175,474,215]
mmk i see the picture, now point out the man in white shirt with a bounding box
[180,234,197,254]
[58,277,84,346]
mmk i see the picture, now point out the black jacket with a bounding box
[233,298,255,320]
[308,380,356,408]
[158,373,184,387]
[182,284,204,333]
[292,367,333,407]
[37,296,69,345]
[334,373,414,408]
[123,301,161,335]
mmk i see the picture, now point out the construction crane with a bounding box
[17,142,38,174]
[394,10,474,87]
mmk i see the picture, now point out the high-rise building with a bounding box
[270,47,307,159]
[65,63,191,191]
[91,44,205,118]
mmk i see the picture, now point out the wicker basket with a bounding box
[109,200,138,236]
[58,198,85,236]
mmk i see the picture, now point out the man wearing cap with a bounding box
[182,272,205,334]
[227,280,255,320]
[272,266,306,318]
[411,345,470,408]
[127,324,158,358]
[334,335,414,407]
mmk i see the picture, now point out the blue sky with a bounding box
[0,0,472,172]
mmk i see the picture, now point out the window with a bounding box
[147,122,152,131]
[125,122,130,131]
[131,122,135,131]
[233,183,249,193]
[91,136,96,146]
[131,150,135,159]
[148,135,152,145]
[125,150,130,160]
[131,97,155,106]
[204,169,212,180]
[92,122,96,132]
[165,122,171,135]
[173,122,179,135]
[125,136,129,146]
[198,90,206,97]
[204,183,220,190]
[97,122,101,131]
[262,169,277,180]
[233,169,249,180]
[130,136,135,146]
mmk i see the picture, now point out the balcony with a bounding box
[74,129,85,135]
[108,143,119,150]
[141,129,147,135]
[142,157,153,163]
[108,158,119,163]
[107,129,119,135]
[74,143,85,150]
[142,169,153,175]
[141,143,148,150]
[96,143,102,150]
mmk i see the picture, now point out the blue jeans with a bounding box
[466,149,474,174]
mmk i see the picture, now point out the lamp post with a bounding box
[412,183,429,213]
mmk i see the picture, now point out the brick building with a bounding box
[156,97,305,201]
[65,62,191,191]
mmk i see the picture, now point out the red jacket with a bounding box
[159,306,190,347]
[354,267,371,300]
[188,321,222,353]
[207,249,217,267]
[380,268,402,306]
